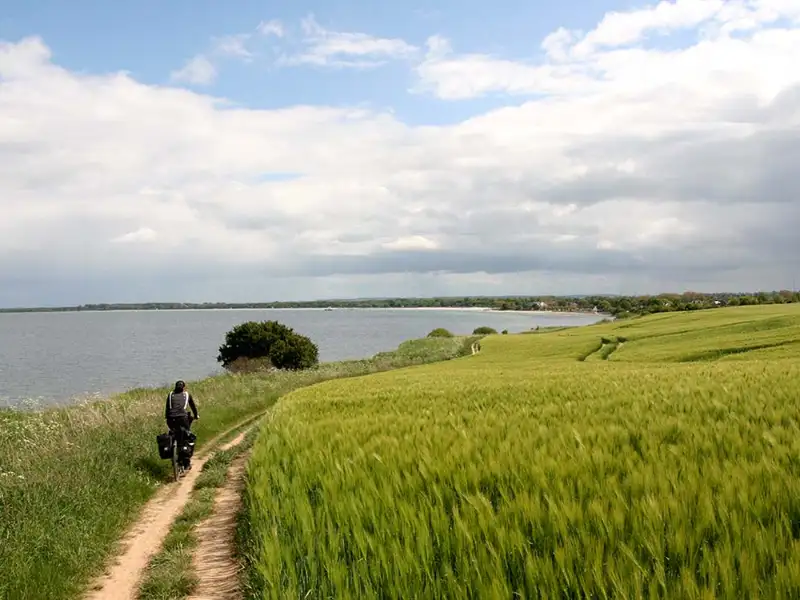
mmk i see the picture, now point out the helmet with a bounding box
[174,380,186,392]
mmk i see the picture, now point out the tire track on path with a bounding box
[187,447,249,600]
[83,419,260,600]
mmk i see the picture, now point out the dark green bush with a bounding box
[472,326,498,335]
[501,329,509,335]
[217,320,319,370]
[427,328,454,338]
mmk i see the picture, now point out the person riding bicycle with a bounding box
[165,380,199,470]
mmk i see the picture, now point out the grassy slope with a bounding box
[240,304,800,599]
[0,336,477,600]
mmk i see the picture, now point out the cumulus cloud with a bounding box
[416,0,800,100]
[1,1,800,306]
[414,35,594,99]
[571,0,726,56]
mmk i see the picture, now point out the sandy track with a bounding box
[83,427,252,600]
[187,451,248,600]
[219,430,247,452]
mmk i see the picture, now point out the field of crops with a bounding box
[240,304,800,598]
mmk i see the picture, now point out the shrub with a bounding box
[427,328,454,338]
[472,326,498,335]
[225,356,275,374]
[217,320,319,371]
[501,329,509,335]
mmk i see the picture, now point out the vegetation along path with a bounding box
[84,423,255,600]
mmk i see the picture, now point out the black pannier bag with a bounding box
[179,430,197,460]
[156,432,172,460]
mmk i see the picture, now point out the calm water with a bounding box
[0,308,603,407]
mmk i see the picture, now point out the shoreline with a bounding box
[0,305,607,316]
[0,310,608,409]
[0,331,493,412]
[483,308,611,317]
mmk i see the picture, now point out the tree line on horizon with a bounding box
[2,290,799,317]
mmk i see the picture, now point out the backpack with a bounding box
[168,391,190,413]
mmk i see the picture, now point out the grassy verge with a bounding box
[0,335,479,600]
[239,305,800,598]
[137,426,260,600]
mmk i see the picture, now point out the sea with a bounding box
[0,308,604,407]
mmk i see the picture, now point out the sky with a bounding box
[1,0,799,307]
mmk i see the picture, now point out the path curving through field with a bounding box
[83,424,255,600]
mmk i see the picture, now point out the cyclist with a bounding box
[165,380,199,470]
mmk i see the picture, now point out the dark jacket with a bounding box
[165,390,199,420]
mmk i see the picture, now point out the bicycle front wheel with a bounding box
[172,442,180,482]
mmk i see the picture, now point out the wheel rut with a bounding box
[187,450,249,600]
[82,422,256,600]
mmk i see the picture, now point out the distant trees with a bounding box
[217,320,319,371]
[5,290,800,318]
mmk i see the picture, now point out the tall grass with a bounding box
[0,335,477,600]
[240,305,800,598]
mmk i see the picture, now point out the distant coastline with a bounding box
[0,290,795,318]
[0,300,595,313]
[0,300,603,314]
[0,305,607,319]
[0,305,599,314]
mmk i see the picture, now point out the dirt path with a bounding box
[187,451,249,600]
[83,426,253,600]
[219,430,248,452]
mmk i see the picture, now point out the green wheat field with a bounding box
[240,304,800,599]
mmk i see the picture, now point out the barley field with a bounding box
[240,304,800,599]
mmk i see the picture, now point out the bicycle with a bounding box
[166,414,196,482]
[170,431,184,482]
